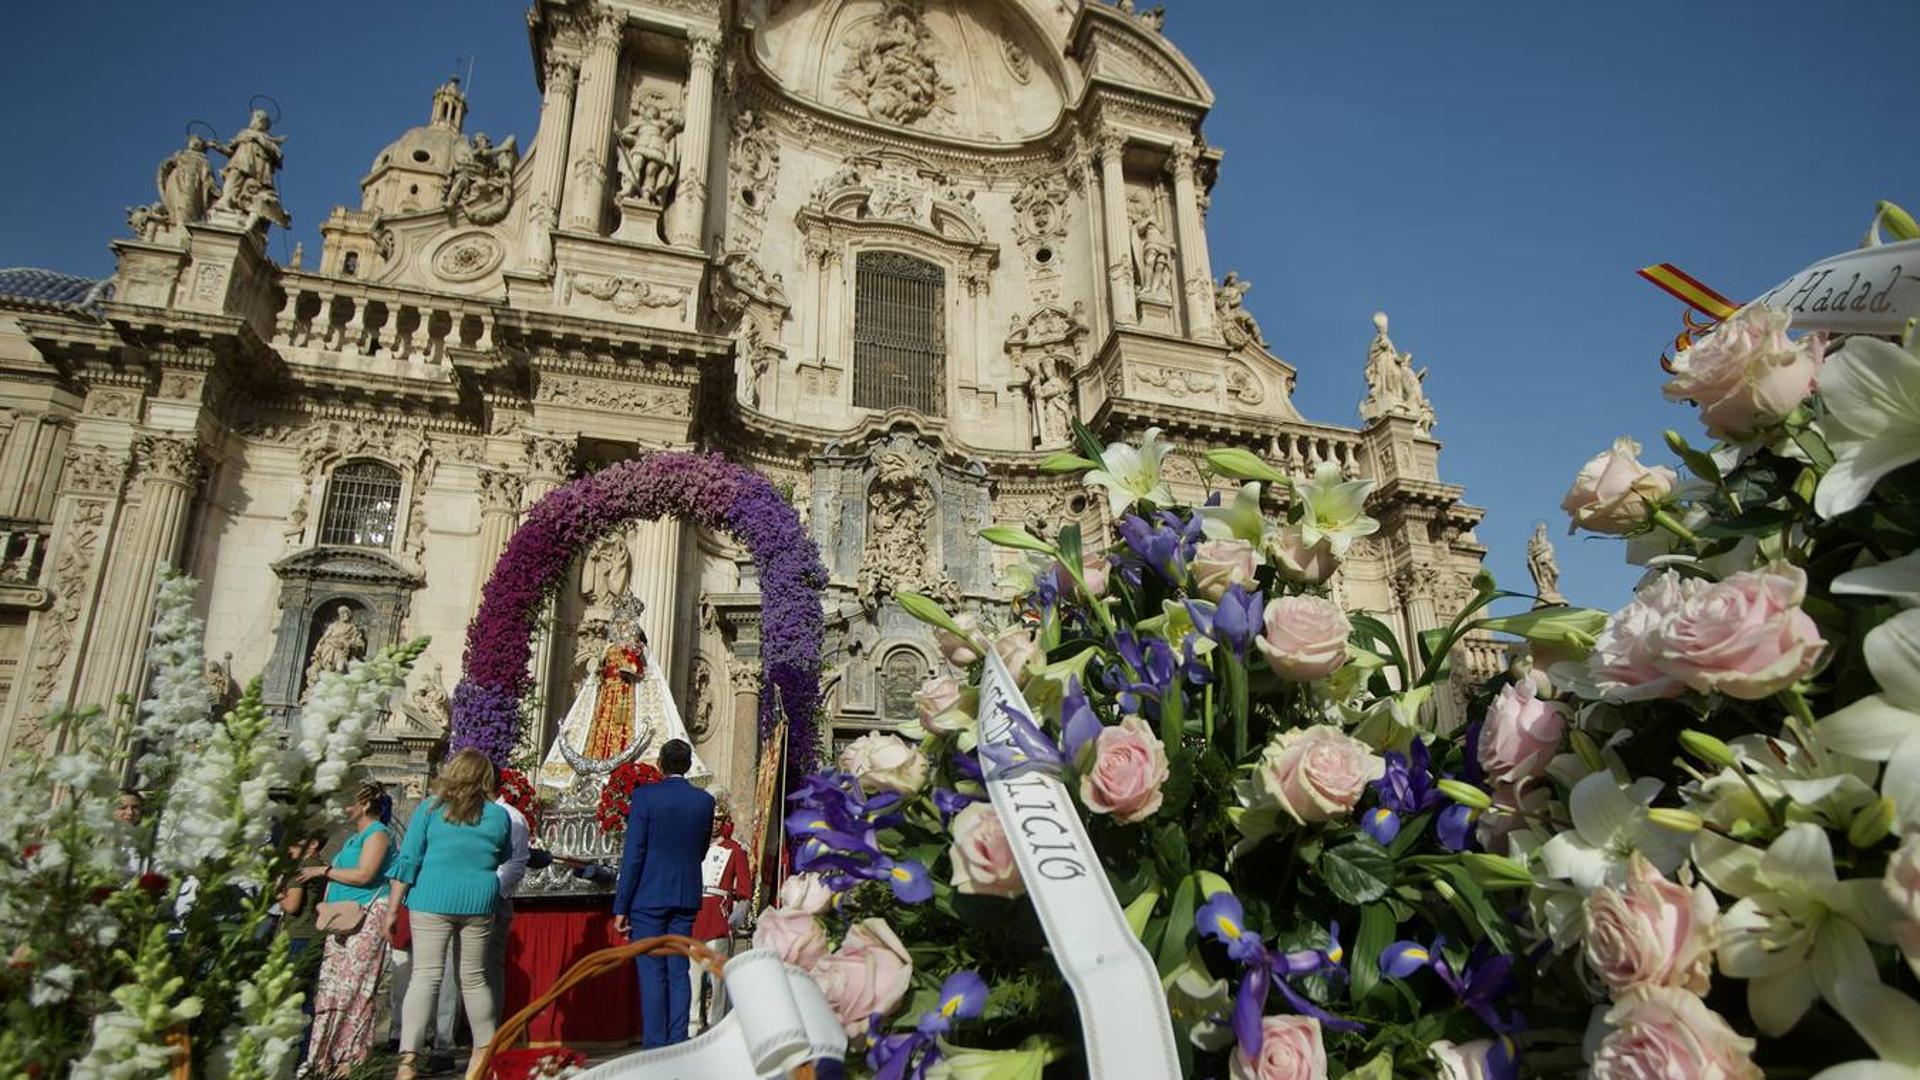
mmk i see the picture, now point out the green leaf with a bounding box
[1057,525,1084,578]
[894,591,968,638]
[1124,887,1161,940]
[1349,903,1396,1004]
[1321,839,1396,905]
[1157,875,1198,976]
[979,525,1058,556]
[1203,447,1290,485]
[1343,1052,1396,1080]
[1071,418,1109,471]
[1039,452,1100,474]
[1664,430,1724,486]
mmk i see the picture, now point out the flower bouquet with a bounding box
[751,210,1920,1077]
[499,766,543,835]
[597,760,664,835]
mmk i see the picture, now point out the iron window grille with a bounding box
[853,251,947,416]
[318,460,403,549]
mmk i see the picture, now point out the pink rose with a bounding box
[1257,725,1384,824]
[752,908,827,969]
[1051,554,1112,600]
[1191,538,1262,601]
[838,732,928,795]
[948,801,1024,898]
[914,675,977,737]
[1229,1015,1326,1080]
[1476,678,1567,784]
[1079,715,1170,825]
[935,613,987,667]
[1886,834,1920,976]
[1586,572,1695,702]
[992,625,1044,685]
[1256,596,1352,681]
[1432,1040,1506,1080]
[811,918,914,1035]
[1592,987,1760,1080]
[1657,564,1823,700]
[1582,853,1718,998]
[1663,307,1822,440]
[1268,525,1338,585]
[776,873,836,915]
[1561,438,1677,536]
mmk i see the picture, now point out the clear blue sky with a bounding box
[3,1,1916,611]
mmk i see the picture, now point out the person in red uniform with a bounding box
[688,793,751,1036]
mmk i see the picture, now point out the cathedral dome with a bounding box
[755,0,1071,144]
[368,123,465,178]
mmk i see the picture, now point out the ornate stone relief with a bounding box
[727,110,780,251]
[582,527,633,607]
[564,271,689,316]
[137,434,204,486]
[84,388,140,421]
[280,420,434,551]
[837,3,954,130]
[431,231,506,282]
[534,375,689,420]
[688,656,715,742]
[444,133,518,224]
[1225,362,1265,407]
[523,433,576,480]
[478,467,524,514]
[23,499,106,725]
[1215,271,1267,350]
[61,445,130,498]
[709,251,790,328]
[1135,364,1217,397]
[1010,173,1070,268]
[855,436,958,606]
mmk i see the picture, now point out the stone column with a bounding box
[83,435,203,711]
[561,9,625,235]
[629,517,686,689]
[1096,133,1138,327]
[668,31,723,249]
[522,57,579,271]
[1168,142,1217,340]
[522,435,576,725]
[471,467,524,611]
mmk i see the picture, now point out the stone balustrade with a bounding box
[272,273,494,364]
[0,520,50,587]
[1266,429,1363,478]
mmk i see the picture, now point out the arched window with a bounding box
[318,459,402,549]
[878,646,931,723]
[853,252,946,416]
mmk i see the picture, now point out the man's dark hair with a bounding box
[659,739,693,776]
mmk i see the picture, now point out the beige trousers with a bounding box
[399,911,497,1057]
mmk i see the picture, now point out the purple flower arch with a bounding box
[451,452,827,781]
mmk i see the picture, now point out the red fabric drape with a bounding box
[505,899,642,1046]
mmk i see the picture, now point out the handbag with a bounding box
[390,902,413,951]
[314,899,368,936]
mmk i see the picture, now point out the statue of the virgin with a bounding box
[538,594,709,798]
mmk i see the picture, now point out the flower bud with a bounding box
[1677,730,1737,770]
[1879,200,1920,243]
[1848,796,1897,850]
[1646,808,1704,834]
[1436,779,1494,811]
[1569,728,1604,773]
[1462,852,1536,888]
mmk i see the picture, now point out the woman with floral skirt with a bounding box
[297,781,396,1078]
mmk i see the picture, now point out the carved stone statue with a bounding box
[406,660,452,727]
[1527,522,1566,605]
[302,603,366,702]
[212,110,287,216]
[204,652,234,711]
[444,132,518,222]
[1215,272,1266,349]
[839,4,951,128]
[1360,312,1435,433]
[617,94,683,206]
[156,134,218,231]
[856,445,956,605]
[582,531,633,606]
[1019,355,1075,448]
[1128,191,1176,304]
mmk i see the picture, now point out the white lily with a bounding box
[1294,462,1379,557]
[1713,824,1902,1036]
[1538,772,1690,893]
[1811,979,1920,1080]
[1084,427,1176,518]
[1815,335,1920,519]
[1820,553,1920,827]
[1198,481,1271,544]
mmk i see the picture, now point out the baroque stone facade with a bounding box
[0,0,1491,807]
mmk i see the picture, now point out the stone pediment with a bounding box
[271,546,423,591]
[1004,302,1090,357]
[1069,4,1213,107]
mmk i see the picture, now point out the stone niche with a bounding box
[810,426,993,604]
[261,546,422,721]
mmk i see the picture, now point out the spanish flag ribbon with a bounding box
[1638,263,1740,371]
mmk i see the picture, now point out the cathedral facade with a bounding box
[0,0,1492,804]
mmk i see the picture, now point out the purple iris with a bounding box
[1380,937,1523,1035]
[1363,738,1446,846]
[1436,803,1482,852]
[1195,893,1363,1059]
[867,971,990,1080]
[932,787,982,823]
[1186,584,1264,659]
[1106,630,1179,718]
[979,682,1102,776]
[786,771,931,903]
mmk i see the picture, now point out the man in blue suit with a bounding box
[612,739,714,1049]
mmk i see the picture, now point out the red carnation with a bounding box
[136,872,169,895]
[88,886,115,905]
[20,844,40,862]
[595,761,663,835]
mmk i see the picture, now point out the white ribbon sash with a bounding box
[578,949,846,1078]
[1751,237,1920,336]
[973,651,1182,1079]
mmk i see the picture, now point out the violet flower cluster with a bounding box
[451,452,827,778]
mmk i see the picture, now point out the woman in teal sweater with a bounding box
[387,749,510,1080]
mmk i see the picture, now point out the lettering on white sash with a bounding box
[1752,238,1920,336]
[974,651,1182,1080]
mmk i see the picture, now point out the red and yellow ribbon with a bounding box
[1638,263,1741,372]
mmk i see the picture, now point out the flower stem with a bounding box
[1651,509,1698,546]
